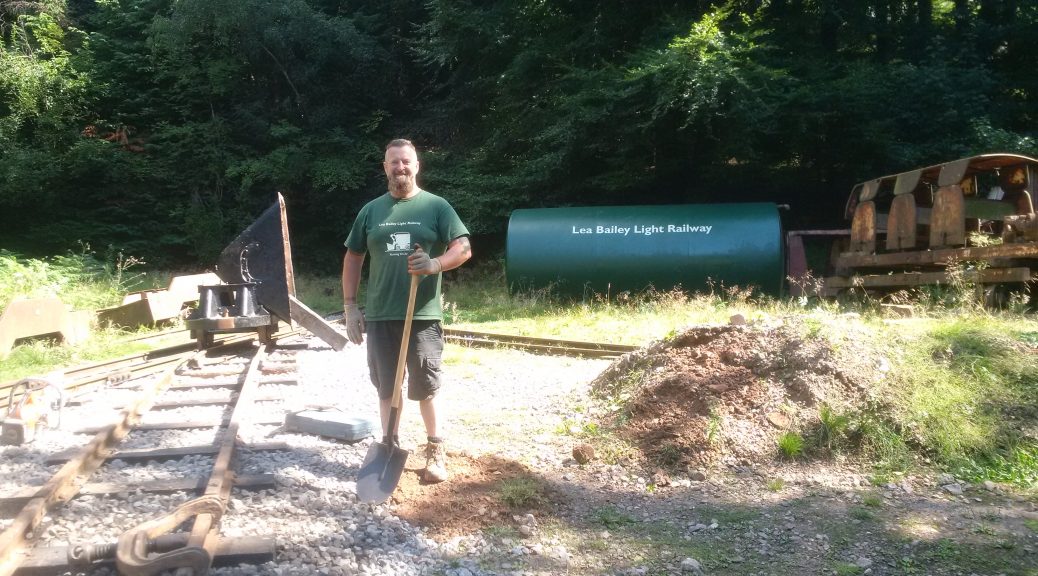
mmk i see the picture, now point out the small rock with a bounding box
[680,557,704,574]
[983,480,996,491]
[518,525,535,537]
[856,557,873,568]
[689,470,707,482]
[766,412,790,429]
[572,443,596,465]
[729,314,747,326]
[652,470,671,487]
[943,483,963,496]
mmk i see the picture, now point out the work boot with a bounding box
[423,440,448,483]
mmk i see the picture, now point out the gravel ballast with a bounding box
[1,335,610,575]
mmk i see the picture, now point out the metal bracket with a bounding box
[115,494,225,576]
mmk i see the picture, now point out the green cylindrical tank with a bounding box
[506,203,784,297]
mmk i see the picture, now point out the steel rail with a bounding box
[1,335,294,575]
[1,328,304,411]
[443,328,637,358]
[0,352,187,576]
[111,343,271,575]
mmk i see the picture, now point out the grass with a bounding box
[878,316,1038,485]
[777,431,805,459]
[590,506,636,529]
[0,250,176,382]
[496,476,542,508]
[294,273,346,316]
[848,506,875,521]
[816,403,851,451]
[442,260,774,345]
[0,329,161,382]
[861,493,883,508]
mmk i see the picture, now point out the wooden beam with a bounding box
[836,242,1038,269]
[824,267,1032,292]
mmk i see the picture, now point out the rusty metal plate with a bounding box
[849,201,877,254]
[930,185,966,247]
[886,194,917,251]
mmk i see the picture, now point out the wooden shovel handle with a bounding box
[389,273,421,411]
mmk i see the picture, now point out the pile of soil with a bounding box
[391,453,553,538]
[388,317,888,538]
[592,318,887,468]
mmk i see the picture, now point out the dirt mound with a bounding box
[391,452,552,538]
[592,318,885,467]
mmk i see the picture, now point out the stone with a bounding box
[943,483,963,496]
[766,412,790,429]
[572,443,596,464]
[680,557,704,574]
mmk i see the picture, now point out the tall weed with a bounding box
[0,248,148,310]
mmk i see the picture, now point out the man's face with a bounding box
[384,145,419,197]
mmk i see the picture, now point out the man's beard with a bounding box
[389,175,415,196]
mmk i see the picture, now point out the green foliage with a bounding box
[0,248,147,310]
[591,506,636,530]
[777,431,804,459]
[861,494,883,508]
[816,403,852,451]
[496,476,542,509]
[881,316,1038,485]
[2,0,1038,270]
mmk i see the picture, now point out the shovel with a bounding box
[356,272,421,504]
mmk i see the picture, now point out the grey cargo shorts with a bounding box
[366,320,443,401]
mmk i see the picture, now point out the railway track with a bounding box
[0,332,310,576]
[0,327,631,575]
[0,329,314,413]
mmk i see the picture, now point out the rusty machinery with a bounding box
[817,153,1038,297]
[185,193,348,351]
[1,377,64,445]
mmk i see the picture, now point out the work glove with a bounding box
[408,244,442,275]
[344,303,365,345]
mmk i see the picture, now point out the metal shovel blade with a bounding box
[356,441,410,504]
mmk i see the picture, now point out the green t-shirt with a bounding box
[344,189,469,321]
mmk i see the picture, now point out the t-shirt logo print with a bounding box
[387,232,411,252]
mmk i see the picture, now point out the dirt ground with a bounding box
[387,319,1038,575]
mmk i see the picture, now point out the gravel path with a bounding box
[0,335,611,576]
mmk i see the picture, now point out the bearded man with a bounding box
[341,139,472,483]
